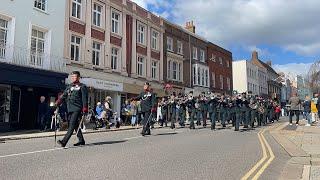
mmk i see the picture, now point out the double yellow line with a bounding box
[241,128,275,180]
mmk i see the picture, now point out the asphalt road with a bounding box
[0,120,291,180]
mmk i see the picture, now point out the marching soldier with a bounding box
[195,96,202,126]
[241,93,250,128]
[186,91,196,129]
[168,93,177,129]
[56,71,88,147]
[248,95,258,128]
[200,92,208,127]
[219,95,228,128]
[234,94,243,131]
[160,97,168,127]
[178,94,187,127]
[131,82,157,136]
[208,92,218,130]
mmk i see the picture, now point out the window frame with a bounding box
[212,72,216,88]
[137,56,144,77]
[177,40,183,55]
[200,49,205,62]
[111,8,121,35]
[151,60,158,79]
[92,41,101,66]
[137,21,146,45]
[220,75,224,90]
[0,18,8,59]
[71,0,82,19]
[151,29,159,50]
[166,36,173,51]
[34,0,47,12]
[192,47,197,60]
[30,28,45,67]
[70,35,81,62]
[92,3,102,27]
[111,47,119,70]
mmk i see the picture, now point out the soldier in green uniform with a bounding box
[234,94,243,131]
[186,91,196,129]
[219,95,228,128]
[178,94,187,127]
[131,82,157,136]
[241,93,250,128]
[168,93,176,129]
[248,95,258,128]
[208,92,218,130]
[56,71,88,147]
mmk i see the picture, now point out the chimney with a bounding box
[185,21,196,33]
[252,50,258,60]
[266,60,272,67]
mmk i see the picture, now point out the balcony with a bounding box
[0,44,66,73]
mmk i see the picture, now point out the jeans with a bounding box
[305,112,311,124]
[289,110,300,124]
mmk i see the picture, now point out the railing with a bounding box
[0,44,66,73]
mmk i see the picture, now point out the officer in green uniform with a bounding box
[178,94,187,127]
[200,92,208,127]
[131,82,157,136]
[168,93,176,129]
[241,93,250,128]
[56,71,88,147]
[234,95,243,131]
[219,95,227,128]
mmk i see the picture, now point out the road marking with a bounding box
[123,136,142,140]
[252,128,275,179]
[241,129,268,180]
[0,148,65,159]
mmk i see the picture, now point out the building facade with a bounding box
[0,0,67,131]
[64,0,165,114]
[207,42,233,95]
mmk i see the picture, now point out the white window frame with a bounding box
[71,0,82,19]
[137,56,144,77]
[92,41,101,66]
[30,29,45,67]
[212,72,216,88]
[227,77,231,90]
[151,29,159,50]
[192,47,197,60]
[111,47,119,70]
[205,69,208,87]
[211,54,216,62]
[193,64,209,87]
[200,49,205,62]
[167,36,173,51]
[151,60,158,79]
[219,57,223,65]
[226,60,230,68]
[220,75,223,90]
[0,18,8,59]
[92,3,102,27]
[111,8,121,35]
[167,59,182,82]
[70,35,81,62]
[137,22,146,45]
[177,40,183,55]
[34,0,47,12]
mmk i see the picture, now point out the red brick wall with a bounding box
[126,14,132,75]
[91,29,105,41]
[69,20,85,35]
[136,45,147,56]
[151,51,160,60]
[110,36,122,47]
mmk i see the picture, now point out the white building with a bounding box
[0,0,67,131]
[232,60,267,96]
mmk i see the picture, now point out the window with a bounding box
[193,66,196,85]
[177,41,183,54]
[92,42,101,66]
[92,3,102,27]
[205,69,208,87]
[151,61,158,79]
[226,60,230,67]
[151,30,159,50]
[167,60,171,79]
[193,47,197,60]
[219,57,223,65]
[201,68,205,86]
[220,75,223,89]
[167,37,173,51]
[137,22,145,45]
[111,9,120,34]
[212,72,216,88]
[168,60,182,81]
[227,77,230,90]
[197,67,200,85]
[72,0,82,19]
[0,19,8,59]
[111,47,119,70]
[172,62,177,80]
[30,29,45,66]
[137,56,144,76]
[211,54,216,62]
[178,63,182,81]
[34,0,46,11]
[71,35,81,61]
[200,49,205,62]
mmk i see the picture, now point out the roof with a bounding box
[258,60,278,75]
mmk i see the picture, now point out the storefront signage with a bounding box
[81,78,123,92]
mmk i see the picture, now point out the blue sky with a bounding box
[132,0,319,76]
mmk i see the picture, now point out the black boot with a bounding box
[57,140,66,147]
[211,125,215,130]
[74,141,85,146]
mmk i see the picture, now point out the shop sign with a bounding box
[81,78,123,92]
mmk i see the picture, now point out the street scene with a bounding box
[1,0,319,179]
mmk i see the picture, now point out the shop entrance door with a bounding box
[0,85,10,125]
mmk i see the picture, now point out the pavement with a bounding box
[270,117,320,180]
[0,119,291,180]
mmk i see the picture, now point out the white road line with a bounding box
[0,147,65,159]
[123,136,142,140]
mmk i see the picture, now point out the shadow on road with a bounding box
[153,132,178,136]
[85,140,127,147]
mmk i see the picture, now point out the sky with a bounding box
[131,0,319,77]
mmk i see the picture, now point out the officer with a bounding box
[234,94,243,131]
[131,82,157,136]
[160,97,168,127]
[186,91,196,129]
[248,93,258,128]
[56,71,88,147]
[195,96,202,126]
[208,92,218,130]
[178,94,187,127]
[200,92,208,127]
[219,95,227,128]
[241,93,250,128]
[168,93,177,129]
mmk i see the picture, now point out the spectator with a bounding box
[275,104,281,121]
[311,94,319,123]
[95,102,103,118]
[303,96,312,126]
[289,93,301,126]
[130,101,137,126]
[37,96,49,131]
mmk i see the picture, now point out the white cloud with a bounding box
[273,63,313,78]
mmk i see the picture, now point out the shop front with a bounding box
[81,78,123,116]
[0,62,67,132]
